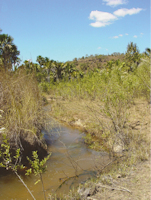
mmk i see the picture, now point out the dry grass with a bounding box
[0,69,47,161]
[48,96,150,162]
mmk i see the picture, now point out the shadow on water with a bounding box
[0,109,111,199]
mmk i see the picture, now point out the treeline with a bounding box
[0,31,150,84]
[0,31,150,100]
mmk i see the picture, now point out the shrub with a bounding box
[0,69,47,162]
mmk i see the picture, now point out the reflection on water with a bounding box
[0,118,110,200]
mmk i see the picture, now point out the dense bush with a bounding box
[0,69,46,153]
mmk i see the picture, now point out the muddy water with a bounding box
[0,119,110,200]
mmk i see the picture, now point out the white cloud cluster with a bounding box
[111,33,143,39]
[89,10,117,27]
[112,34,123,39]
[114,8,143,17]
[103,0,127,7]
[89,8,142,27]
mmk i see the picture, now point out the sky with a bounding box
[0,0,150,63]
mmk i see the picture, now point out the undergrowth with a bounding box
[0,69,46,154]
[48,56,150,164]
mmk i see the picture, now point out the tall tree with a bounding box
[125,42,140,72]
[36,55,45,67]
[0,33,20,71]
[145,48,151,57]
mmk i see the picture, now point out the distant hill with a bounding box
[69,53,125,71]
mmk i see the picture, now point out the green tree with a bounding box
[36,55,45,67]
[64,62,77,79]
[0,33,20,71]
[52,61,65,81]
[125,42,140,72]
[144,48,151,57]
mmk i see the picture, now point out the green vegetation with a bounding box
[26,151,51,200]
[0,135,51,200]
[0,31,48,164]
[0,30,150,199]
[0,135,36,200]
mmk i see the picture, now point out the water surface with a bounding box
[0,118,110,199]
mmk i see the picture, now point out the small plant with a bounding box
[26,151,51,200]
[0,135,36,200]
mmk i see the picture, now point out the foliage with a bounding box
[26,151,51,200]
[39,81,51,93]
[26,151,51,176]
[125,42,141,72]
[0,135,23,170]
[0,32,20,71]
[0,69,46,153]
[136,56,150,102]
[49,49,150,161]
[0,135,36,200]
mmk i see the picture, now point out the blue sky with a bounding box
[0,0,150,63]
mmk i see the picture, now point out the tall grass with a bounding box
[0,69,46,158]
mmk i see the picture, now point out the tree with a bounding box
[125,42,140,72]
[36,55,45,67]
[64,62,77,79]
[0,33,20,71]
[144,48,151,57]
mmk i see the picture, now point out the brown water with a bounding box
[0,119,110,200]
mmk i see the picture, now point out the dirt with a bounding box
[81,159,149,200]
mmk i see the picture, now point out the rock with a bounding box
[112,140,125,157]
[117,174,121,178]
[0,127,6,133]
[113,144,123,153]
[74,119,83,127]
[78,187,97,199]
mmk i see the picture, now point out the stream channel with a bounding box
[0,109,110,200]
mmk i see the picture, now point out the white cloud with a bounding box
[114,8,143,17]
[89,10,118,27]
[103,0,127,7]
[89,8,143,28]
[97,47,101,49]
[111,33,127,39]
[134,35,137,38]
[125,33,128,35]
[113,36,119,39]
[140,33,143,35]
[90,21,110,27]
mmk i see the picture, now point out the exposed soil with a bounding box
[82,160,150,200]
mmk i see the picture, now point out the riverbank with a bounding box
[47,95,150,199]
[0,71,48,165]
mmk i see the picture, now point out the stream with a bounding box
[0,114,110,200]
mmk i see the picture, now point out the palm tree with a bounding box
[145,48,151,57]
[0,33,20,71]
[36,55,45,67]
[125,42,140,72]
